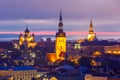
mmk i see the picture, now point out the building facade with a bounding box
[104,45,120,55]
[19,27,37,48]
[0,66,37,80]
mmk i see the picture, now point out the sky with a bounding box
[0,0,120,36]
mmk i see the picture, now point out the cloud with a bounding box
[0,18,120,32]
[0,0,120,20]
[0,0,119,34]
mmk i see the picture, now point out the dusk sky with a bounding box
[0,0,120,35]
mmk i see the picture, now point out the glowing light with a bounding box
[55,37,66,59]
[47,53,57,62]
[92,51,101,56]
[50,77,58,80]
[88,33,95,41]
[75,44,80,49]
[107,51,112,54]
[105,46,120,55]
[91,60,97,66]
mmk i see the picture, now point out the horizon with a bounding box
[1,33,120,41]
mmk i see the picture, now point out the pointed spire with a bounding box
[25,24,30,33]
[88,18,97,41]
[90,18,92,25]
[58,10,63,33]
[26,24,28,30]
[89,18,94,32]
[59,10,62,21]
[56,10,66,37]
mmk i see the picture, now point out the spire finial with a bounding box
[90,18,92,24]
[59,10,62,21]
[25,24,30,33]
[26,24,28,29]
[89,18,94,32]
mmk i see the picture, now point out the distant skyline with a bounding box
[0,0,120,35]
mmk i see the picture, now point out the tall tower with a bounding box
[55,11,66,59]
[87,19,97,41]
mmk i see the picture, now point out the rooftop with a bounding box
[0,66,36,71]
[13,66,36,71]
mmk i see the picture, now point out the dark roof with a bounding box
[56,32,66,37]
[12,57,24,60]
[0,67,10,70]
[39,73,84,80]
[55,65,74,71]
[79,67,91,74]
[13,66,36,71]
[0,66,36,71]
[25,27,30,33]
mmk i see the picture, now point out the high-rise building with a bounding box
[55,11,66,59]
[87,19,97,41]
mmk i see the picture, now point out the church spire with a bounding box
[25,24,30,33]
[58,10,63,33]
[56,10,66,37]
[87,19,98,41]
[89,19,94,33]
[90,18,92,25]
[59,10,62,21]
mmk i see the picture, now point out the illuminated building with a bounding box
[92,51,102,56]
[43,75,49,80]
[81,19,120,56]
[19,27,37,48]
[47,11,66,63]
[104,45,120,55]
[47,53,57,63]
[81,39,120,56]
[87,19,98,42]
[0,66,37,80]
[85,74,120,80]
[85,74,108,80]
[81,44,103,56]
[55,11,66,59]
[90,59,101,66]
[50,77,58,80]
[74,44,81,49]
